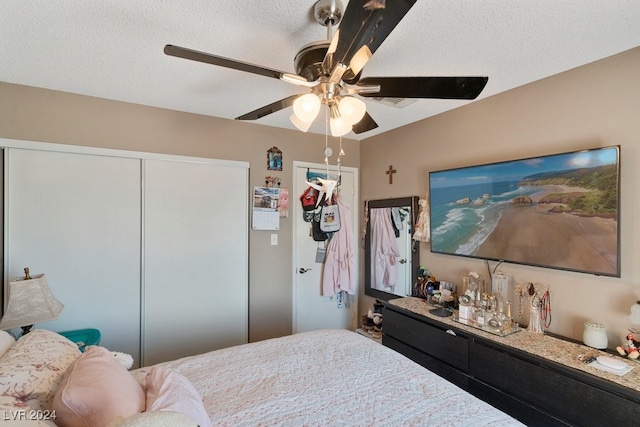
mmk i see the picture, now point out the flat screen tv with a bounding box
[429,146,620,277]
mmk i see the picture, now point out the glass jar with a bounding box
[583,322,608,349]
[481,293,489,310]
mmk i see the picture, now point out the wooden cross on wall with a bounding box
[386,165,396,184]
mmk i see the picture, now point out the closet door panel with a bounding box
[6,149,141,362]
[143,159,248,366]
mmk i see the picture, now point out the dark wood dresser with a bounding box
[383,297,640,426]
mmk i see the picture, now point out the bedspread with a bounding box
[152,329,523,426]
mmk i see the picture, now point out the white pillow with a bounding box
[0,330,16,358]
[0,329,81,410]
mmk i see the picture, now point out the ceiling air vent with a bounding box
[369,97,417,108]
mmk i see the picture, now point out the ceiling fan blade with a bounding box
[323,0,417,81]
[165,44,290,80]
[357,76,489,99]
[352,111,379,134]
[235,95,300,121]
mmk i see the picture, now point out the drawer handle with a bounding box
[445,329,457,336]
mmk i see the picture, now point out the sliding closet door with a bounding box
[5,148,141,362]
[143,159,248,365]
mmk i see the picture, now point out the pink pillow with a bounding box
[145,366,211,427]
[52,346,145,427]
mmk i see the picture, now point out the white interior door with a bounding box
[397,213,413,296]
[293,162,358,333]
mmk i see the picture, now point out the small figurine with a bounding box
[412,266,434,299]
[616,331,640,359]
[527,292,544,334]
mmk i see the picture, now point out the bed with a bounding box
[0,328,524,426]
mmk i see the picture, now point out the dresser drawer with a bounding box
[470,340,640,426]
[384,308,469,373]
[384,335,470,389]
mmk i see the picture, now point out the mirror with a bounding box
[365,196,420,301]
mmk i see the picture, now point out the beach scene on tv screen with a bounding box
[429,146,619,276]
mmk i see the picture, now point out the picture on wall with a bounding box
[267,146,282,171]
[429,146,620,277]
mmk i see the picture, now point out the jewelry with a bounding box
[540,290,552,329]
[515,282,530,320]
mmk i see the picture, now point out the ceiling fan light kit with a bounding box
[289,93,365,136]
[164,0,489,136]
[329,116,352,137]
[329,103,352,137]
[338,96,367,125]
[293,93,322,123]
[290,113,314,132]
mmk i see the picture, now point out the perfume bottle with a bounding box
[476,306,486,327]
[504,301,513,324]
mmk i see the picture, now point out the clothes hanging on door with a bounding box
[370,207,401,292]
[322,195,356,296]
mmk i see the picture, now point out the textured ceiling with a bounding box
[1,1,639,140]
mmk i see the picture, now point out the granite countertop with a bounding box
[388,297,640,393]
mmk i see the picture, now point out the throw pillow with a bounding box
[52,346,145,427]
[145,366,211,427]
[0,329,81,410]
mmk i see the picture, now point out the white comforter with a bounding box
[161,329,523,426]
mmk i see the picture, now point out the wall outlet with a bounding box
[271,234,278,246]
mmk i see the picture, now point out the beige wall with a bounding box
[360,47,640,348]
[3,46,639,348]
[0,82,360,343]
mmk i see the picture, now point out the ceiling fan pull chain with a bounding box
[337,133,344,189]
[325,106,330,177]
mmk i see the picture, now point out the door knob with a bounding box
[299,268,312,274]
[399,258,407,264]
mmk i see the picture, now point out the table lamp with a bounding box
[0,268,64,336]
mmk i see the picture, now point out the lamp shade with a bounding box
[330,117,352,137]
[338,96,366,125]
[292,93,321,123]
[289,113,313,132]
[0,273,64,330]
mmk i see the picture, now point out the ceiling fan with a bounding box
[164,0,488,136]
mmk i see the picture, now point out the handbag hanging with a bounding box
[320,202,341,233]
[300,185,319,211]
[312,216,329,241]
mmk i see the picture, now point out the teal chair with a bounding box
[58,328,101,352]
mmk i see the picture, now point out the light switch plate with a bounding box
[271,234,278,245]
